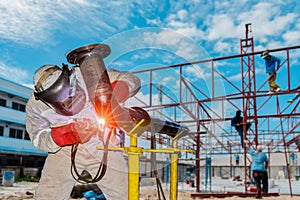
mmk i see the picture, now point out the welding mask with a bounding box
[34,64,86,116]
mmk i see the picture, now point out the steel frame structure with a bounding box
[131,24,300,195]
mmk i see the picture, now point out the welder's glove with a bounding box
[51,119,100,147]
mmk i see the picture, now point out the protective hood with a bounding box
[34,64,86,116]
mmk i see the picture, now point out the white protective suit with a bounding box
[25,67,139,200]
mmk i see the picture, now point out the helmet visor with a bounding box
[34,66,86,116]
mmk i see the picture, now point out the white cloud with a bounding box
[161,75,173,84]
[164,7,206,40]
[205,14,241,40]
[177,9,188,20]
[142,29,209,62]
[283,31,300,45]
[0,0,132,46]
[146,18,160,26]
[0,1,50,45]
[131,51,153,61]
[174,41,202,60]
[214,40,235,54]
[255,68,265,75]
[0,61,29,83]
[238,2,297,40]
[228,73,242,82]
[184,64,212,82]
[144,30,181,46]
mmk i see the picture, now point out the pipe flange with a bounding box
[67,44,111,64]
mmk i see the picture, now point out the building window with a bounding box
[25,160,34,167]
[0,126,3,136]
[7,158,19,166]
[9,128,23,139]
[24,131,30,140]
[0,98,6,107]
[12,102,26,112]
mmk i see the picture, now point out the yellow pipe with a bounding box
[96,119,194,200]
[127,120,145,200]
[96,146,124,151]
[128,135,140,200]
[96,146,194,154]
[143,148,194,153]
[170,139,178,200]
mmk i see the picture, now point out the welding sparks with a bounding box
[98,117,106,131]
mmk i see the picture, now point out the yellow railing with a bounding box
[97,120,193,200]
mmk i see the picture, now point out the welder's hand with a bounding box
[51,119,101,147]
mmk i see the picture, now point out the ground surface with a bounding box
[1,180,300,199]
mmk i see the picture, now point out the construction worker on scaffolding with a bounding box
[231,110,251,148]
[261,50,281,94]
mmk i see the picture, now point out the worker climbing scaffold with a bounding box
[231,110,251,148]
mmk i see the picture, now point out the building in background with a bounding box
[0,77,47,178]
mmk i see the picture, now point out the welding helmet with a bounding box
[33,64,86,116]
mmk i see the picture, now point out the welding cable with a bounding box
[70,128,112,183]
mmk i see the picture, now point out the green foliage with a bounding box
[14,176,40,182]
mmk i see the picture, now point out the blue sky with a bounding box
[1,0,299,86]
[1,0,300,150]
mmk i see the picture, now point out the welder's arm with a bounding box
[26,94,62,153]
[51,119,100,147]
[26,94,99,152]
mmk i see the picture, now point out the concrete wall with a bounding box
[193,152,300,181]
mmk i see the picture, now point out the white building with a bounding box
[0,77,47,177]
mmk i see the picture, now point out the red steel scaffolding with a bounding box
[132,24,300,197]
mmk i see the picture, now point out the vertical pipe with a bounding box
[212,61,214,98]
[149,70,153,107]
[170,139,178,200]
[209,157,212,192]
[268,146,271,177]
[229,143,232,178]
[195,132,200,192]
[179,66,182,104]
[205,157,208,192]
[277,97,293,197]
[150,133,156,177]
[287,50,290,91]
[128,136,140,200]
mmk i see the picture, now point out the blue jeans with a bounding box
[237,129,244,148]
[235,122,251,148]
